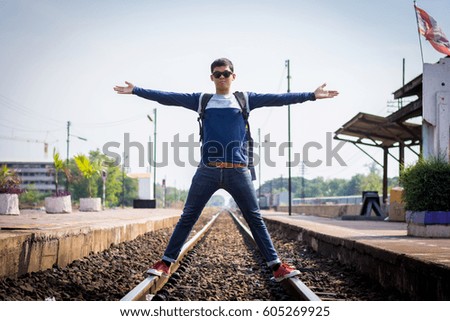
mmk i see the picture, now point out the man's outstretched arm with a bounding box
[113,81,200,111]
[248,83,339,110]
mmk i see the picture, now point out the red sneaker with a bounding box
[273,263,300,282]
[147,260,170,277]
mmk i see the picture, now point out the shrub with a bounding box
[400,156,450,211]
[19,184,46,208]
[0,165,24,194]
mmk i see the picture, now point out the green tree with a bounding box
[361,163,382,193]
[325,178,348,196]
[52,149,71,195]
[67,158,84,201]
[122,175,138,207]
[257,165,390,200]
[74,154,103,198]
[163,186,188,208]
[102,165,122,207]
[346,174,364,195]
[306,177,326,197]
[89,150,122,207]
[67,149,137,207]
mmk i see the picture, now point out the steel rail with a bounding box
[120,210,221,301]
[226,208,321,301]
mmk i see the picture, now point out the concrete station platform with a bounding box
[261,211,450,300]
[0,208,181,279]
[1,208,449,300]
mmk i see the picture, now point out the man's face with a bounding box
[210,65,235,93]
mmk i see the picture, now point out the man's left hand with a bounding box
[314,83,339,99]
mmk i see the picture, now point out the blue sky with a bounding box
[1,0,449,192]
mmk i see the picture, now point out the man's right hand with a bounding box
[113,81,134,94]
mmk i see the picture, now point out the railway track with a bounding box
[121,209,320,301]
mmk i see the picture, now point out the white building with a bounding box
[1,161,56,194]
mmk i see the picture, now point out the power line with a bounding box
[0,120,64,133]
[71,113,147,128]
[0,94,62,126]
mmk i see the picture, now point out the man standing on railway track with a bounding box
[114,58,338,281]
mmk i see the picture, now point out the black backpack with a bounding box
[197,92,256,180]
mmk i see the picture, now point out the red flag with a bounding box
[415,5,450,56]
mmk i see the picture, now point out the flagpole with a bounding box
[413,0,425,65]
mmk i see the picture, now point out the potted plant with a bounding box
[74,154,102,212]
[0,165,23,215]
[400,156,450,237]
[45,150,72,214]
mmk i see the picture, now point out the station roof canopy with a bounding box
[334,112,421,148]
[386,97,422,123]
[392,74,422,100]
[388,73,423,123]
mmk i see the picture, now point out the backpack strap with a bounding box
[233,91,249,119]
[198,93,214,115]
[197,93,213,142]
[233,92,256,181]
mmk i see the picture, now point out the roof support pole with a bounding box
[383,147,388,204]
[399,142,405,173]
[352,143,383,167]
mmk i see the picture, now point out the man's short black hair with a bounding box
[210,58,234,73]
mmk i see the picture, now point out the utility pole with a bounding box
[270,180,273,208]
[285,59,292,216]
[122,152,125,208]
[102,170,107,209]
[66,121,70,169]
[162,178,166,208]
[301,161,305,202]
[66,121,87,190]
[400,58,405,109]
[258,128,261,202]
[147,114,154,202]
[153,108,157,201]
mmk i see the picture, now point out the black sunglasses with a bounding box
[212,70,233,79]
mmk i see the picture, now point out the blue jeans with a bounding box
[162,165,281,267]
